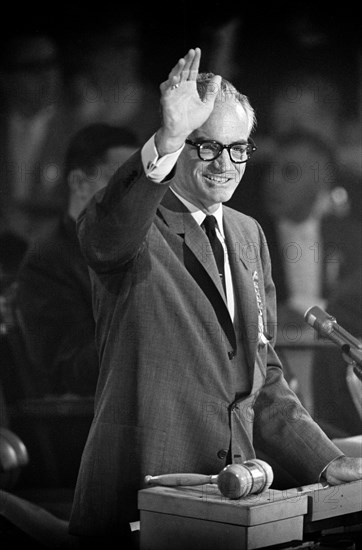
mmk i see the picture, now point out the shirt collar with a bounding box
[170,188,224,236]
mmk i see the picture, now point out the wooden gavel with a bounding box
[145,458,273,499]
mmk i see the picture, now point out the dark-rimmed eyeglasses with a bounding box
[185,138,257,163]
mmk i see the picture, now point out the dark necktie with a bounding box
[202,215,226,294]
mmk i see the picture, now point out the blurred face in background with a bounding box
[87,145,138,195]
[269,75,341,145]
[68,144,138,218]
[262,141,333,223]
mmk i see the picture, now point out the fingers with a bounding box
[180,47,201,82]
[188,47,201,81]
[325,456,362,484]
[167,48,201,85]
[167,57,186,82]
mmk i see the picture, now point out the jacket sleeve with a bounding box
[76,151,173,274]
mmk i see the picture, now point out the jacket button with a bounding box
[217,449,228,459]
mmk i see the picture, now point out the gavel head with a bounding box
[217,459,274,499]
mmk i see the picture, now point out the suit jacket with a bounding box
[69,151,341,537]
[15,215,99,396]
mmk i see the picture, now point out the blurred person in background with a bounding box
[2,123,139,490]
[227,65,361,227]
[14,123,139,399]
[243,130,362,412]
[242,130,362,331]
[267,69,361,222]
[0,33,85,243]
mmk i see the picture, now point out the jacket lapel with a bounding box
[159,190,227,299]
[159,190,236,353]
[159,191,262,384]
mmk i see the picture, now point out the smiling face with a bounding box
[171,97,250,213]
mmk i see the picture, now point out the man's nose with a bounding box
[214,148,231,168]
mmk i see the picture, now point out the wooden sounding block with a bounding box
[301,479,362,532]
[138,480,362,550]
[138,483,308,550]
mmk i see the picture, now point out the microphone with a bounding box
[145,458,274,499]
[304,305,362,380]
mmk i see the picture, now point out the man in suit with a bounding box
[69,48,362,547]
[7,123,139,490]
[15,123,139,399]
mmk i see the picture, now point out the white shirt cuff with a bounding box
[141,134,184,183]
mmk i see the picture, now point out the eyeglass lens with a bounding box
[199,142,250,162]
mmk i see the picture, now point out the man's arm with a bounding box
[76,48,221,274]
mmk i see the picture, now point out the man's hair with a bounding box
[196,73,257,135]
[64,123,139,180]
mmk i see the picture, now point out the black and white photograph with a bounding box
[0,4,361,549]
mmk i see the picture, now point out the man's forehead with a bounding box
[213,96,246,113]
[200,99,249,133]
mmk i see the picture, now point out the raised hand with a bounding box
[155,48,221,156]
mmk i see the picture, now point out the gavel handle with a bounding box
[145,473,218,486]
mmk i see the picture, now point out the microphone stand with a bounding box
[340,344,362,382]
[306,306,362,382]
[338,336,362,420]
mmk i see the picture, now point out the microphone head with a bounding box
[304,305,335,335]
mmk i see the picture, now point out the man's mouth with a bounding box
[204,173,231,185]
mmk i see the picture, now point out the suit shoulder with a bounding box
[223,205,262,232]
[224,205,254,222]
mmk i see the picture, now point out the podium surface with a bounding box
[138,480,362,550]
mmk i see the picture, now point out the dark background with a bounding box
[2,3,361,89]
[0,0,361,500]
[0,3,360,143]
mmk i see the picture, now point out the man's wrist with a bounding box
[155,128,186,157]
[141,134,184,183]
[320,455,345,482]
